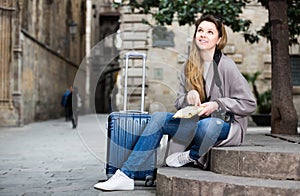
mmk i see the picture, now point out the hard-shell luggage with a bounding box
[106,52,156,186]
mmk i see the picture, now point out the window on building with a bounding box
[291,55,300,86]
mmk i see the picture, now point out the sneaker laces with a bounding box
[107,171,125,183]
[178,151,193,165]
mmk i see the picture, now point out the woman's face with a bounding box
[195,21,220,54]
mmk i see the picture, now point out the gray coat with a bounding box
[167,54,257,165]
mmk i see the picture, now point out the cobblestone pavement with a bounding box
[0,114,156,196]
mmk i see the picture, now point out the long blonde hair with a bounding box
[185,15,227,102]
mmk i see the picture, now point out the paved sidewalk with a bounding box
[0,114,155,196]
[1,114,298,195]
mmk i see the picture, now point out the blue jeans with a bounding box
[120,112,230,178]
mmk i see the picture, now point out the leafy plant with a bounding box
[116,0,299,44]
[243,72,271,114]
[258,0,300,45]
[258,89,271,114]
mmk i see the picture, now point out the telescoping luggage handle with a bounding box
[123,52,147,113]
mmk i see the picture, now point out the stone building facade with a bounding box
[0,0,87,126]
[0,0,124,127]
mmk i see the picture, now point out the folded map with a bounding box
[173,106,204,118]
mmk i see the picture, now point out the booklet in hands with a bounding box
[173,106,204,118]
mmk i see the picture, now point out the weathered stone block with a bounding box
[211,136,300,180]
[122,32,148,41]
[156,167,300,196]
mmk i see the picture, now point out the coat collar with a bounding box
[205,49,223,100]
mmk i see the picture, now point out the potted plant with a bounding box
[243,72,271,126]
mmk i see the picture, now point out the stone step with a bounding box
[156,167,300,196]
[210,132,300,181]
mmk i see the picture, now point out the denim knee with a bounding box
[197,118,224,140]
[139,112,169,137]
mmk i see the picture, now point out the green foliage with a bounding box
[243,72,271,114]
[120,0,299,44]
[243,71,260,102]
[258,89,271,114]
[258,0,300,45]
[121,1,252,34]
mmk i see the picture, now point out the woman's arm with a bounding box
[174,65,189,110]
[215,57,257,116]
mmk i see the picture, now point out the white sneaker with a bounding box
[94,169,134,191]
[166,150,194,168]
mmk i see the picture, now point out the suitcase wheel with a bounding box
[145,175,155,187]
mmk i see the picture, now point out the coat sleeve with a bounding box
[214,58,257,117]
[174,64,189,110]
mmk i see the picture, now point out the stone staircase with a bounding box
[156,130,300,195]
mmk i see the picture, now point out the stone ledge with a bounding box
[156,167,300,196]
[266,133,300,144]
[210,133,300,180]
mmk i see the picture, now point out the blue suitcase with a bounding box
[106,52,156,186]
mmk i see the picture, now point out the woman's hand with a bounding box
[186,90,201,106]
[198,101,219,116]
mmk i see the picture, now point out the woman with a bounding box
[94,14,256,191]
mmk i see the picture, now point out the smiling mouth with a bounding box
[199,39,208,43]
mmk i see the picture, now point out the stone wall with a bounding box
[21,33,85,124]
[18,0,87,124]
[0,0,87,126]
[0,0,23,126]
[117,2,300,123]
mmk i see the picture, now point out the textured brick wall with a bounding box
[21,36,82,124]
